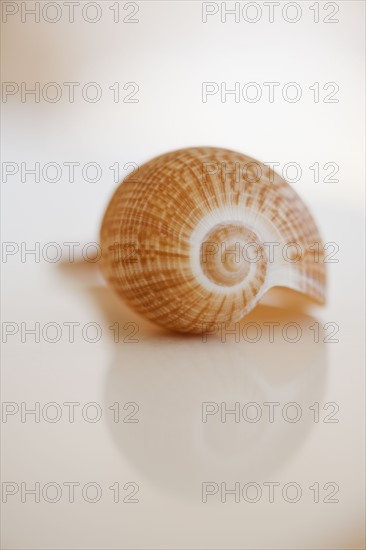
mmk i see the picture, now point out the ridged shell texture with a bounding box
[100,147,326,333]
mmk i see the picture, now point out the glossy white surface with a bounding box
[1,2,365,548]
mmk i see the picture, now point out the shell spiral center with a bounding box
[200,224,263,287]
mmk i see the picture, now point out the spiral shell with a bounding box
[100,147,326,333]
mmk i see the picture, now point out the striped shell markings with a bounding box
[100,147,326,333]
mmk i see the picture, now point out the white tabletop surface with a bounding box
[1,2,365,549]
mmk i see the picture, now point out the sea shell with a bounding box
[100,147,326,333]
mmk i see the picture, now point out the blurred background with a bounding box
[1,1,365,549]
